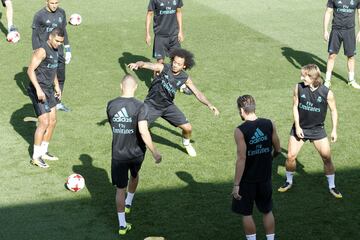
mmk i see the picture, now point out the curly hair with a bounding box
[169,48,196,70]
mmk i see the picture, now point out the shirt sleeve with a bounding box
[148,0,155,11]
[31,13,42,50]
[138,103,149,122]
[178,0,183,8]
[61,9,70,45]
[327,0,334,8]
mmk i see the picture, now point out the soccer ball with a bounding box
[66,173,85,192]
[69,13,82,26]
[7,31,20,43]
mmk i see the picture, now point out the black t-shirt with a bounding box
[238,118,273,183]
[31,7,69,58]
[107,97,148,162]
[297,83,329,129]
[148,0,183,36]
[327,0,360,29]
[35,42,59,90]
[145,63,188,108]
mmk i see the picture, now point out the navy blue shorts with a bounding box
[328,28,356,57]
[153,34,181,60]
[111,156,144,189]
[144,101,188,127]
[290,126,327,141]
[232,180,273,216]
[27,84,57,117]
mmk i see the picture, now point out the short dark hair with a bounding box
[237,95,256,114]
[50,27,64,37]
[170,48,195,70]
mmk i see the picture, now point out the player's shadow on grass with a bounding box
[118,52,153,87]
[14,67,30,96]
[72,154,114,219]
[281,47,348,84]
[0,13,8,37]
[10,103,37,157]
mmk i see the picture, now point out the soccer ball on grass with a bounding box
[66,173,85,192]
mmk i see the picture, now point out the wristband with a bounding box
[64,45,71,52]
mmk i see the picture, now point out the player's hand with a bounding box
[324,31,329,42]
[331,129,337,142]
[128,63,139,70]
[152,151,162,164]
[54,87,62,101]
[232,185,241,200]
[146,34,151,46]
[295,127,304,139]
[178,31,184,43]
[36,88,46,102]
[209,105,220,116]
[65,51,72,64]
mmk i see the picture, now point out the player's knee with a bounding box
[287,152,297,162]
[328,54,337,60]
[49,117,57,127]
[182,123,192,133]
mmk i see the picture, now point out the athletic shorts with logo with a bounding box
[153,34,181,60]
[232,180,273,216]
[27,84,57,117]
[328,28,356,56]
[290,125,327,141]
[145,100,188,127]
[111,155,144,188]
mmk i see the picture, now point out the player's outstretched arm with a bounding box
[292,84,303,138]
[138,120,162,163]
[327,90,338,142]
[232,128,246,200]
[185,77,220,116]
[27,48,46,102]
[128,61,164,72]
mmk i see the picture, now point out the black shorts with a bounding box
[232,180,273,216]
[145,101,188,127]
[1,0,9,7]
[328,28,356,57]
[290,126,327,141]
[153,34,181,60]
[27,84,57,117]
[57,61,66,83]
[111,156,144,189]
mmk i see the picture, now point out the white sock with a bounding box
[325,71,332,81]
[125,192,135,206]
[266,233,275,240]
[41,141,49,155]
[246,234,256,240]
[117,212,126,227]
[183,138,190,146]
[348,72,355,82]
[285,171,294,184]
[326,174,335,189]
[33,145,42,159]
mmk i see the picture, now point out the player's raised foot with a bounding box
[329,188,342,199]
[42,152,59,161]
[348,80,360,89]
[31,157,49,168]
[324,80,331,88]
[184,143,197,157]
[278,182,292,192]
[56,103,71,112]
[125,204,131,214]
[119,223,132,235]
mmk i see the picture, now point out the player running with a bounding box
[128,48,219,157]
[278,64,342,198]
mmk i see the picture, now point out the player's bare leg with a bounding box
[325,53,337,88]
[179,123,196,157]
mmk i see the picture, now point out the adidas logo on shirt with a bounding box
[249,128,268,144]
[301,94,306,99]
[113,107,132,123]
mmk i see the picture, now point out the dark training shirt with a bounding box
[327,0,360,29]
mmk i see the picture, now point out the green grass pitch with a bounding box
[0,0,359,239]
